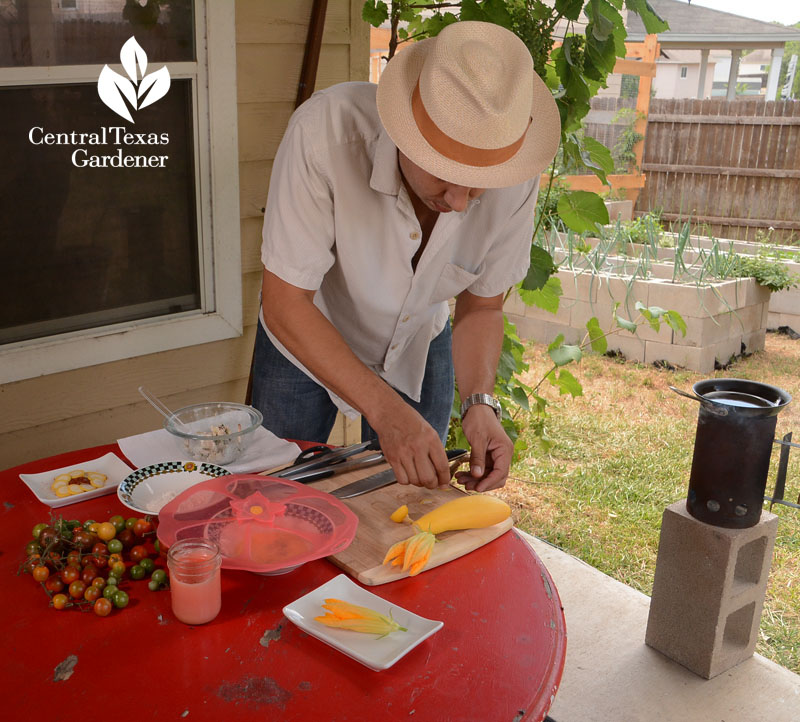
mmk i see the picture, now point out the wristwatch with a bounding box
[460,393,502,420]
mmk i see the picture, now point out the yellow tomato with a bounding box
[97,521,116,541]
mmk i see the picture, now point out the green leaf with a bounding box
[521,244,557,291]
[551,368,584,397]
[557,191,610,233]
[548,333,565,352]
[587,0,615,41]
[549,343,583,366]
[361,0,388,27]
[665,310,687,337]
[614,313,637,333]
[586,316,607,353]
[582,136,614,185]
[482,0,514,27]
[511,385,530,411]
[625,0,670,33]
[555,0,584,21]
[519,275,563,314]
[498,345,520,382]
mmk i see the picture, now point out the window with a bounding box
[680,66,688,79]
[0,1,240,383]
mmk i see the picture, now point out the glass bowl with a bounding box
[164,402,263,466]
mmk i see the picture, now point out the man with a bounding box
[253,21,560,492]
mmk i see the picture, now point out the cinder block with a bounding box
[731,303,765,335]
[743,280,771,308]
[713,335,743,366]
[645,501,778,679]
[678,312,732,348]
[644,340,716,373]
[768,289,797,315]
[503,288,527,317]
[742,328,766,354]
[524,294,572,324]
[605,332,646,363]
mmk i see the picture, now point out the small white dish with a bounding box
[282,574,443,671]
[19,452,134,508]
[117,460,230,515]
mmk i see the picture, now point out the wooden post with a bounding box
[629,34,659,207]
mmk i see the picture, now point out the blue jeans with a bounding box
[251,322,454,445]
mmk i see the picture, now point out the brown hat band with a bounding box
[411,79,530,169]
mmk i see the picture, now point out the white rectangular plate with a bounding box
[283,574,443,671]
[19,452,134,508]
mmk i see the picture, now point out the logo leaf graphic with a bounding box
[120,36,148,83]
[97,65,137,122]
[138,66,171,109]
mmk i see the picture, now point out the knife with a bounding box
[330,448,468,499]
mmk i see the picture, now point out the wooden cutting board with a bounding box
[305,459,513,586]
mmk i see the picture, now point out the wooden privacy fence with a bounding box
[638,98,800,244]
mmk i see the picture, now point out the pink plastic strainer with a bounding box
[157,474,359,575]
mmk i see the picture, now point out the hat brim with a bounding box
[376,37,562,189]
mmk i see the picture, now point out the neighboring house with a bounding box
[627,0,800,100]
[0,0,368,469]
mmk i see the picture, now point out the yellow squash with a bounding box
[413,495,510,535]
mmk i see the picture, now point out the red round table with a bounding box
[3,443,565,721]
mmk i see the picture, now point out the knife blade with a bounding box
[330,448,468,499]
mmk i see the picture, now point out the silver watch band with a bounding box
[460,393,501,420]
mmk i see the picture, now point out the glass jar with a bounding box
[167,538,222,625]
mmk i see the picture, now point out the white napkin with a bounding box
[117,426,301,475]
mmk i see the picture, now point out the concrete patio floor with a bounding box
[520,532,800,722]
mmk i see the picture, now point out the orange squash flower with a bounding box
[382,530,436,576]
[315,598,407,637]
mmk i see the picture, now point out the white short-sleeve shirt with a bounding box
[260,82,538,417]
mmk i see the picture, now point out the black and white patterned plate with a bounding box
[117,460,230,515]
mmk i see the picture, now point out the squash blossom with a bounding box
[382,530,436,576]
[315,598,407,637]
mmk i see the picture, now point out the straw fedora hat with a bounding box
[376,21,561,189]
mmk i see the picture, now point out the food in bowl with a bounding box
[164,402,263,465]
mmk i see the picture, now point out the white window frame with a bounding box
[0,0,241,384]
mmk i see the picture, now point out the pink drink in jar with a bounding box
[167,538,222,625]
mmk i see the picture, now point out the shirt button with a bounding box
[401,315,409,323]
[410,231,420,241]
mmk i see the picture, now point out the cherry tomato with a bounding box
[32,522,48,539]
[92,577,106,590]
[72,530,94,551]
[25,540,42,556]
[45,577,64,593]
[129,565,145,580]
[151,569,167,585]
[109,515,126,533]
[68,580,87,599]
[92,542,108,555]
[107,553,124,567]
[97,522,116,541]
[102,585,118,601]
[148,580,160,591]
[107,539,123,554]
[52,594,69,610]
[84,586,101,603]
[139,558,155,574]
[129,545,148,563]
[110,561,126,577]
[60,566,80,584]
[133,519,153,537]
[66,550,82,567]
[125,517,138,530]
[88,522,101,534]
[94,598,113,617]
[81,565,99,584]
[38,527,60,549]
[82,519,96,531]
[32,565,50,582]
[24,554,42,573]
[116,529,135,549]
[112,589,129,609]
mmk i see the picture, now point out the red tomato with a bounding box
[129,545,148,563]
[68,580,87,599]
[133,519,153,537]
[45,577,64,593]
[91,542,108,556]
[93,598,112,617]
[52,594,69,610]
[24,554,42,573]
[84,586,101,603]
[81,565,99,584]
[60,566,80,584]
[32,565,50,582]
[116,529,135,549]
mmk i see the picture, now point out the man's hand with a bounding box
[454,404,513,491]
[370,398,452,490]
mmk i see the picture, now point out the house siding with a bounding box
[0,0,368,471]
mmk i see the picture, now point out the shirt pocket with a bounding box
[429,263,482,305]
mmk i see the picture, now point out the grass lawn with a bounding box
[498,330,800,674]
